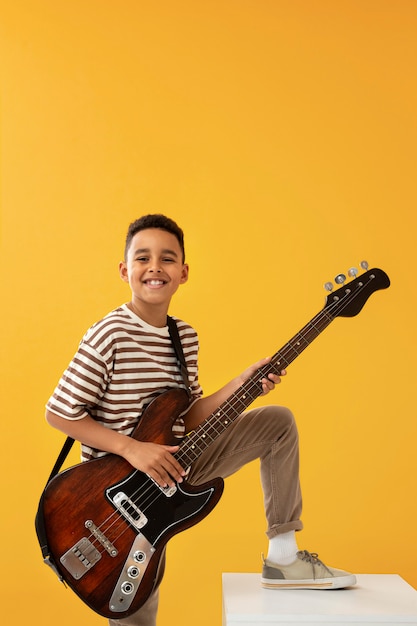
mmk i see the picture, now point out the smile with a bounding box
[144,279,166,286]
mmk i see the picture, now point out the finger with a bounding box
[156,449,186,486]
[149,464,180,489]
[257,356,271,369]
[261,376,279,395]
[264,374,279,386]
[164,458,186,484]
[163,446,187,477]
[267,369,286,383]
[267,373,281,384]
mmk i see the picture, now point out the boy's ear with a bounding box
[180,263,189,284]
[119,261,129,283]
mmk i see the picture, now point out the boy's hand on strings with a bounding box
[123,439,187,489]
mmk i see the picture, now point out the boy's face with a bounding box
[119,228,189,319]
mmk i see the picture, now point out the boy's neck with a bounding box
[127,300,168,328]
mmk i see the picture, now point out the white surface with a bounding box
[222,574,417,625]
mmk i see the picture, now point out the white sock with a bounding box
[266,531,299,565]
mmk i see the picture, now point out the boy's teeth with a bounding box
[148,280,163,285]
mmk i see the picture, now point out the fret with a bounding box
[178,449,195,466]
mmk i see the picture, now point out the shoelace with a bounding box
[297,550,333,578]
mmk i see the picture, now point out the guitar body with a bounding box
[42,389,224,618]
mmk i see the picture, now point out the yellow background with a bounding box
[1,1,416,624]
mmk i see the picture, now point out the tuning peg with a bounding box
[334,273,346,285]
[360,260,369,270]
[324,282,334,292]
[348,267,358,278]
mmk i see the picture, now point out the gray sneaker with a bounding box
[261,550,357,590]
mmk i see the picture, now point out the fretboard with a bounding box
[176,306,334,468]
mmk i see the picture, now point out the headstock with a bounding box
[323,261,390,318]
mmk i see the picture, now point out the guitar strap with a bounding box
[35,315,190,576]
[35,438,74,578]
[166,315,192,395]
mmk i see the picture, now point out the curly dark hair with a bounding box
[124,214,185,262]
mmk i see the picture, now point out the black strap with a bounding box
[46,435,75,483]
[167,315,191,395]
[35,436,75,579]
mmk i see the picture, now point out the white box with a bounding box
[222,573,417,625]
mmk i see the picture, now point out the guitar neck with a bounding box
[176,266,390,468]
[177,307,334,468]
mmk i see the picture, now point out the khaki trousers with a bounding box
[109,404,303,626]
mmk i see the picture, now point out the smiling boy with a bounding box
[46,214,356,626]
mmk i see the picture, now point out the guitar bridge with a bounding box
[60,537,101,580]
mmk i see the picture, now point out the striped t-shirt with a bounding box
[46,305,202,461]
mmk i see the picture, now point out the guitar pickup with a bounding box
[112,492,148,530]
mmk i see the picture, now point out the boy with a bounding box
[46,214,356,626]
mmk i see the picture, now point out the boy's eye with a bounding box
[135,256,175,263]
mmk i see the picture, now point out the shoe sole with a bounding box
[261,574,357,590]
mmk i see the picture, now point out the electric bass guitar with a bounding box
[38,264,390,618]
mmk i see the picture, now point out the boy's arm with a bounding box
[45,409,186,488]
[183,357,286,432]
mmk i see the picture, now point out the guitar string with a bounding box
[82,273,375,554]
